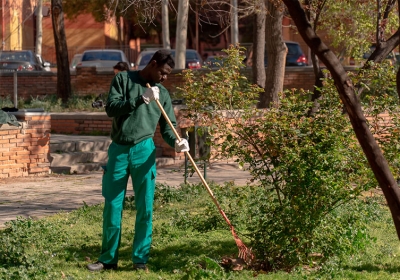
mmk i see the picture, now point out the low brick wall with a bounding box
[50,112,112,135]
[0,111,51,178]
[50,107,191,160]
[0,67,334,99]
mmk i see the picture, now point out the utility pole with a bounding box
[162,0,170,49]
[231,0,239,45]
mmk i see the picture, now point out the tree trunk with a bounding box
[175,0,189,69]
[35,0,43,56]
[304,0,324,116]
[124,18,131,48]
[51,0,71,103]
[397,68,400,99]
[282,0,400,240]
[259,0,285,108]
[162,0,171,49]
[252,1,266,89]
[231,0,239,45]
[397,0,400,100]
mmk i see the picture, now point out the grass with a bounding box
[1,184,400,279]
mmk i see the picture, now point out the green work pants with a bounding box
[98,138,156,265]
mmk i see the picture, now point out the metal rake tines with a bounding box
[231,228,255,264]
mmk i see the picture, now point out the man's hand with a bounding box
[142,86,160,104]
[175,139,190,153]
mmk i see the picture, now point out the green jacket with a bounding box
[106,71,177,147]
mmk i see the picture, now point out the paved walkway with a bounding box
[0,162,252,228]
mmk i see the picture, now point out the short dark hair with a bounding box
[149,49,175,69]
[113,61,129,71]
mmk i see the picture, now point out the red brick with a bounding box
[2,151,16,157]
[29,167,48,173]
[2,134,16,140]
[9,138,24,143]
[16,158,31,164]
[17,134,33,139]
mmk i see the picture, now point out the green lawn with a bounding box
[1,185,400,280]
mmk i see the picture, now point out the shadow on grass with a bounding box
[149,238,238,271]
[60,237,238,273]
[345,263,400,274]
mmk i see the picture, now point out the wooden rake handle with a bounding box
[146,83,234,228]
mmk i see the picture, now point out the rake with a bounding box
[146,84,254,263]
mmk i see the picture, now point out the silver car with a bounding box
[69,53,82,74]
[135,49,203,70]
[135,50,157,70]
[0,50,50,72]
[76,49,132,71]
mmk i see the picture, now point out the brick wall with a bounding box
[0,111,51,178]
[49,110,395,166]
[50,108,190,160]
[0,67,337,98]
[50,112,112,135]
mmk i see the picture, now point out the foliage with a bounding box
[176,45,263,161]
[352,61,398,100]
[181,256,227,280]
[0,182,397,279]
[178,46,261,112]
[314,0,399,61]
[0,94,103,112]
[177,45,379,270]
[0,95,15,110]
[355,62,400,180]
[63,0,162,38]
[0,217,69,279]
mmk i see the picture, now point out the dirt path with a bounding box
[0,163,252,228]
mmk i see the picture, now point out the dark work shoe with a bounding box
[133,263,149,272]
[87,261,117,272]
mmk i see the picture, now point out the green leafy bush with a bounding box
[177,45,378,271]
[181,256,227,280]
[354,61,398,100]
[0,94,103,112]
[0,95,15,109]
[0,217,69,279]
[355,62,400,179]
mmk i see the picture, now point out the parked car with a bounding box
[171,49,203,69]
[135,49,203,70]
[69,53,82,73]
[0,50,51,72]
[395,52,400,65]
[264,41,308,66]
[135,50,157,70]
[35,54,51,71]
[203,55,227,68]
[76,49,133,70]
[245,41,308,67]
[362,45,396,65]
[284,41,308,66]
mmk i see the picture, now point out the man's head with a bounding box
[113,61,129,75]
[141,49,175,83]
